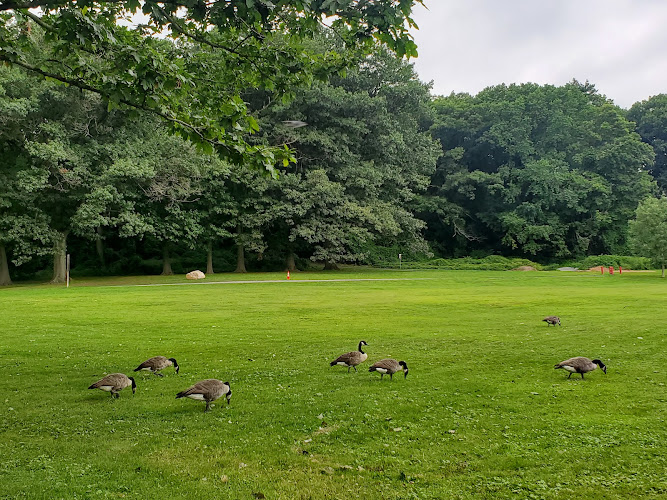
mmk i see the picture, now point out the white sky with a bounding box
[409,0,667,108]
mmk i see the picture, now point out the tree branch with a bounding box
[0,55,233,153]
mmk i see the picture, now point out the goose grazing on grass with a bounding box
[543,316,561,326]
[176,379,231,412]
[330,341,368,373]
[554,357,607,379]
[134,356,179,376]
[88,373,136,398]
[369,359,408,380]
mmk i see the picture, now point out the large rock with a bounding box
[186,270,206,280]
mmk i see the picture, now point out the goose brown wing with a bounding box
[333,351,356,364]
[135,356,167,371]
[89,373,127,389]
[176,379,223,398]
[370,359,400,372]
[557,357,590,369]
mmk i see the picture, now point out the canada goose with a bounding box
[543,316,561,326]
[134,356,179,376]
[369,359,408,380]
[88,373,136,398]
[176,379,231,412]
[330,341,368,373]
[554,357,607,379]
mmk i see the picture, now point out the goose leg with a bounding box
[347,366,351,373]
[154,372,164,377]
[390,373,393,380]
[353,366,357,372]
[581,373,585,380]
[567,373,572,379]
[205,401,211,412]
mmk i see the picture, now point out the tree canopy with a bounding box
[0,0,423,173]
[629,197,667,277]
[627,95,667,195]
[424,81,655,259]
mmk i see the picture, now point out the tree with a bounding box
[73,117,215,275]
[629,197,667,277]
[0,66,53,285]
[627,95,667,195]
[0,66,123,283]
[427,82,655,259]
[255,45,439,267]
[0,1,423,174]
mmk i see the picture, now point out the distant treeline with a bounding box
[2,43,666,284]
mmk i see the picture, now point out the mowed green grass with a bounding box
[1,269,666,499]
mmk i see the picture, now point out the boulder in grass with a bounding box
[512,265,536,271]
[186,270,206,280]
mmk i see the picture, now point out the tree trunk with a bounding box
[286,251,296,272]
[0,244,12,286]
[161,243,173,276]
[235,243,247,273]
[51,231,69,283]
[95,226,105,268]
[206,241,215,275]
[662,263,665,278]
[324,260,340,270]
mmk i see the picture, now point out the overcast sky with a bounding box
[408,1,667,108]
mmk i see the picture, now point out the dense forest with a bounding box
[2,23,667,284]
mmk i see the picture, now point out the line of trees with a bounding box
[3,34,667,284]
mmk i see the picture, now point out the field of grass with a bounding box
[1,269,666,499]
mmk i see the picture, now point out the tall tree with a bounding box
[0,66,120,283]
[256,45,439,267]
[629,197,667,277]
[0,67,53,285]
[627,95,667,195]
[427,81,655,258]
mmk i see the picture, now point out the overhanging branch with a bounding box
[0,55,233,153]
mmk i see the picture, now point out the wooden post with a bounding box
[66,254,70,288]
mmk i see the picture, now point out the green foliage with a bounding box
[425,81,656,259]
[0,1,424,173]
[628,197,667,275]
[256,45,440,267]
[399,255,542,271]
[1,270,666,498]
[577,254,653,270]
[627,95,667,194]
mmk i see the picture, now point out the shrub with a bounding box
[391,256,542,271]
[579,255,652,270]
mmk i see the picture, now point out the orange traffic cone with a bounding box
[287,271,291,280]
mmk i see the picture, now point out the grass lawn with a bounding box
[1,269,666,499]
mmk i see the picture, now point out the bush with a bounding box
[578,255,652,270]
[392,255,542,271]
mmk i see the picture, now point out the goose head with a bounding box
[593,359,607,374]
[169,358,180,374]
[399,361,409,379]
[130,377,137,394]
[358,340,368,352]
[224,382,232,404]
